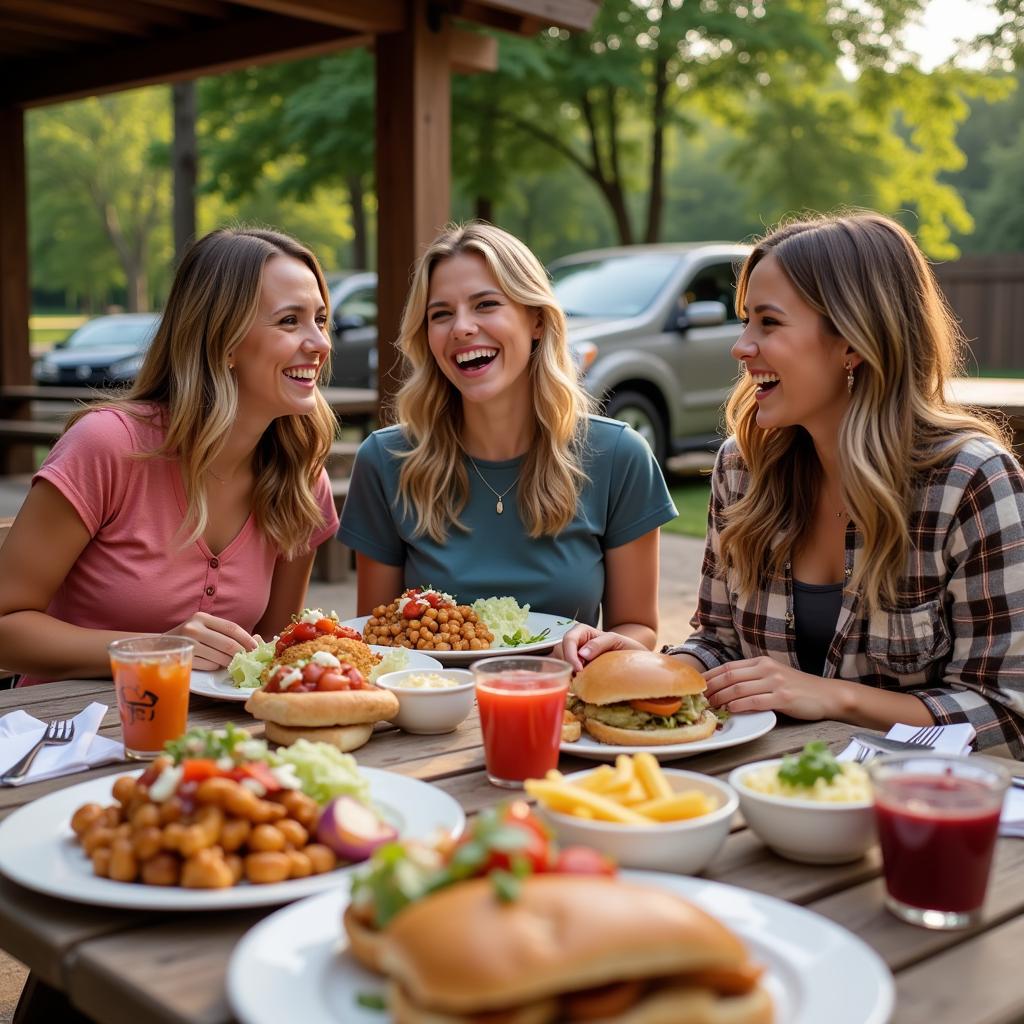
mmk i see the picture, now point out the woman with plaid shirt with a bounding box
[562,211,1024,759]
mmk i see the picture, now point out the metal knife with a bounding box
[850,732,937,754]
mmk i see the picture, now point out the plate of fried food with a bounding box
[0,725,464,911]
[342,589,574,666]
[227,802,894,1024]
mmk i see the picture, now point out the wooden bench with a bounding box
[0,419,64,444]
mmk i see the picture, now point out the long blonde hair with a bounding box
[69,228,337,558]
[721,210,1008,610]
[393,222,592,541]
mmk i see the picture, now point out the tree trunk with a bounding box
[644,52,669,244]
[346,173,368,268]
[474,195,493,222]
[172,81,197,261]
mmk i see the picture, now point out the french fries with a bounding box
[525,753,718,826]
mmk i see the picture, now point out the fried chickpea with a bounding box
[111,775,138,806]
[275,791,319,830]
[178,805,224,857]
[161,821,187,852]
[113,823,132,842]
[129,802,160,831]
[141,852,180,887]
[226,854,244,884]
[276,818,308,849]
[108,837,139,883]
[248,824,287,853]
[286,850,313,879]
[133,825,163,861]
[304,844,337,874]
[91,847,112,878]
[71,803,105,836]
[219,817,251,853]
[158,796,185,825]
[424,608,437,620]
[438,610,449,624]
[181,848,234,889]
[81,825,116,855]
[101,805,123,828]
[244,852,292,884]
[195,776,237,807]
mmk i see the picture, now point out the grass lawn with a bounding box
[665,479,711,539]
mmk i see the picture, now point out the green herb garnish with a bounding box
[490,869,523,902]
[502,627,552,647]
[777,741,841,788]
[356,992,387,1011]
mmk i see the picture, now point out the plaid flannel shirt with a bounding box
[666,436,1024,759]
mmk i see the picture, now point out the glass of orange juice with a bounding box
[108,637,194,760]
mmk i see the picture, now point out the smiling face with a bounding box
[425,252,541,408]
[230,254,331,423]
[732,254,856,436]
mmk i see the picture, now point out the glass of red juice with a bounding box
[869,754,1009,930]
[472,657,570,788]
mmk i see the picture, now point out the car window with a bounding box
[66,319,157,349]
[337,286,377,326]
[682,263,740,322]
[550,255,680,318]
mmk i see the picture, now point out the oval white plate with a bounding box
[0,767,463,911]
[561,710,776,761]
[339,612,574,666]
[190,648,444,702]
[227,868,894,1024]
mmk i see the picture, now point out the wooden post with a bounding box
[172,80,198,262]
[374,0,451,420]
[0,105,33,473]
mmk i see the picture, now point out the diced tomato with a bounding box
[314,617,336,633]
[333,625,362,642]
[291,622,319,644]
[301,662,326,686]
[424,592,443,609]
[179,759,221,783]
[402,601,427,619]
[317,670,349,691]
[552,845,617,877]
[456,805,552,875]
[503,801,551,844]
[628,696,683,716]
[230,762,282,793]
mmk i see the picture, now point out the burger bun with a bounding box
[263,720,374,752]
[572,650,706,706]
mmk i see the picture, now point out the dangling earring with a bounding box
[845,361,854,395]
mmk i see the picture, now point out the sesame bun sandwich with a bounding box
[379,873,773,1023]
[567,650,718,747]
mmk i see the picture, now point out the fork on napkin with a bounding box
[836,722,976,764]
[0,703,124,786]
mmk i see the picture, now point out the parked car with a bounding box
[327,271,379,388]
[549,242,751,468]
[32,313,160,388]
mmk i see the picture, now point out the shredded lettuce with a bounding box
[274,739,371,806]
[471,596,530,643]
[367,647,409,682]
[227,637,277,689]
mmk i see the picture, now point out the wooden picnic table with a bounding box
[1,682,1023,1023]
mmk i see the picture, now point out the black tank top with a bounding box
[792,578,844,676]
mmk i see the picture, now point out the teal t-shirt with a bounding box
[338,416,677,626]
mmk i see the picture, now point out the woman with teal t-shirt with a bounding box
[339,223,676,648]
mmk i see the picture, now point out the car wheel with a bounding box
[603,390,668,468]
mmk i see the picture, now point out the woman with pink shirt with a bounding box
[0,227,339,684]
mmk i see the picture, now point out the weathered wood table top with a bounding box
[1,681,1023,1024]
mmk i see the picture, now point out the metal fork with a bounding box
[904,725,943,747]
[854,743,874,764]
[1,719,75,784]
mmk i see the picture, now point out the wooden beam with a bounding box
[0,14,367,107]
[375,0,452,416]
[0,12,109,44]
[450,27,497,73]
[470,0,598,31]
[135,0,230,16]
[0,106,33,473]
[230,0,404,32]
[0,0,156,36]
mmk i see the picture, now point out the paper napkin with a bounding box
[0,702,124,786]
[836,722,976,763]
[999,787,1024,838]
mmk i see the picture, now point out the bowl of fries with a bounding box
[525,754,737,874]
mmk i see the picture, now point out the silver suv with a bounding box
[550,243,751,467]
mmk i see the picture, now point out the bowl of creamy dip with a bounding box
[375,669,476,734]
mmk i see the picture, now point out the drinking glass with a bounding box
[108,636,194,760]
[869,753,1009,930]
[472,657,571,788]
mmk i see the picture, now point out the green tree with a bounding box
[28,88,172,311]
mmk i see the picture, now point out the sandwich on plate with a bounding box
[567,650,719,746]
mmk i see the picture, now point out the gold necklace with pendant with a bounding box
[468,455,520,515]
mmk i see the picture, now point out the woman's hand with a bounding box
[703,657,840,720]
[555,625,646,672]
[165,614,259,671]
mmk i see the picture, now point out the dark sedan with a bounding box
[32,313,160,387]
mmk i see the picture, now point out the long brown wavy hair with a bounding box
[68,228,337,558]
[392,222,592,541]
[720,210,1008,610]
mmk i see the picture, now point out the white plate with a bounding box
[0,767,464,911]
[190,648,444,702]
[561,710,777,761]
[227,868,894,1024]
[340,612,574,666]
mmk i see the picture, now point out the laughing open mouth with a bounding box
[751,372,780,393]
[454,348,498,371]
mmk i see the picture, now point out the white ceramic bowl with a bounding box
[728,759,877,865]
[535,768,737,874]
[375,668,475,734]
